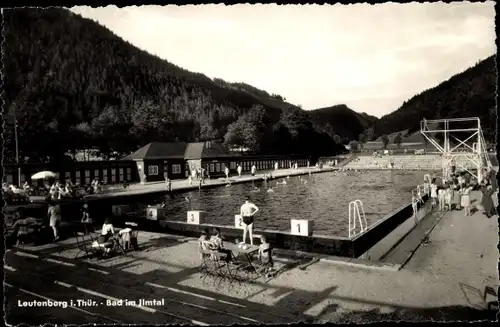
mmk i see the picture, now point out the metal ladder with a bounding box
[348,199,367,239]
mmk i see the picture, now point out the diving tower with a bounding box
[420,117,492,182]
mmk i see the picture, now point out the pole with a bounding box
[14,115,21,186]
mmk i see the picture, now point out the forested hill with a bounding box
[3,8,356,163]
[309,105,378,143]
[371,56,497,142]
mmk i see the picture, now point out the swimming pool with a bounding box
[147,170,431,236]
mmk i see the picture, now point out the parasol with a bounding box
[31,171,56,180]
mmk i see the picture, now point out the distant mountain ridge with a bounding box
[309,104,379,141]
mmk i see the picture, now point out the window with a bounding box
[103,169,108,183]
[126,168,131,181]
[172,164,181,174]
[75,171,81,184]
[85,170,90,184]
[94,169,100,180]
[6,174,13,184]
[230,162,236,170]
[215,163,220,172]
[148,165,159,176]
[65,171,71,181]
[119,168,124,182]
[210,164,215,172]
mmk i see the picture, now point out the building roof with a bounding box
[122,141,240,161]
[185,142,236,159]
[122,142,188,161]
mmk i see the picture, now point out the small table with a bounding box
[93,228,126,255]
[223,243,259,274]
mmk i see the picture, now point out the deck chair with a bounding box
[75,232,103,259]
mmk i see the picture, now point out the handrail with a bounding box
[348,199,367,239]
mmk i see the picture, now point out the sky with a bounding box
[71,2,496,118]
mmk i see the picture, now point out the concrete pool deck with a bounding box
[5,190,498,324]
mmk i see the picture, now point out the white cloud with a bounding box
[70,2,496,117]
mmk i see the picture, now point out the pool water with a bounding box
[148,170,430,237]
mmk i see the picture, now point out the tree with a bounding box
[381,135,389,149]
[223,118,259,151]
[364,128,374,142]
[358,133,366,150]
[348,140,359,152]
[394,133,402,148]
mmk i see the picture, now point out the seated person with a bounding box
[258,235,274,273]
[49,183,60,199]
[22,181,31,192]
[91,178,101,193]
[56,182,70,198]
[65,178,74,188]
[98,218,115,244]
[118,227,134,250]
[198,229,211,259]
[209,228,232,262]
[12,212,40,245]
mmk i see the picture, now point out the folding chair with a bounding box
[199,249,215,283]
[75,232,103,259]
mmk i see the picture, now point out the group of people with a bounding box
[198,224,273,276]
[422,168,497,218]
[2,182,30,203]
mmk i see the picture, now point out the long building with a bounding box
[4,141,312,186]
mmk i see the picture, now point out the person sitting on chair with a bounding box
[91,178,101,194]
[22,181,31,192]
[198,229,210,259]
[258,235,274,276]
[98,218,115,243]
[209,228,232,262]
[12,210,38,245]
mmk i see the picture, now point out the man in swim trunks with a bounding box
[240,198,259,245]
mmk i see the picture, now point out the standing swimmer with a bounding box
[251,164,257,177]
[240,197,259,245]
